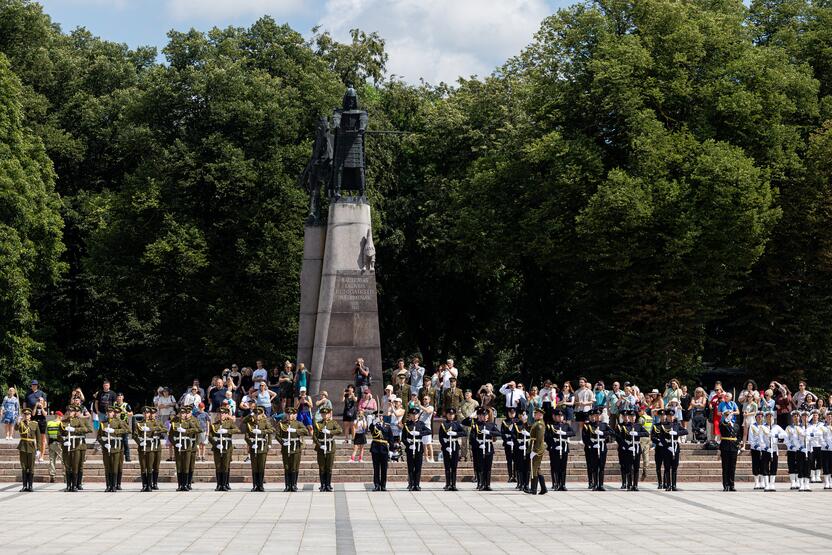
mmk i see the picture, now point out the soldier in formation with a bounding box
[439,407,464,490]
[402,407,430,491]
[369,409,394,491]
[313,407,342,492]
[545,408,574,491]
[654,408,687,491]
[582,408,609,491]
[277,406,308,492]
[171,405,201,491]
[60,403,91,492]
[209,406,240,491]
[17,408,40,492]
[134,405,163,491]
[513,411,532,492]
[244,406,274,492]
[527,406,547,495]
[463,407,499,491]
[500,406,517,483]
[98,405,130,492]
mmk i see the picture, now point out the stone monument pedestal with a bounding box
[300,199,382,408]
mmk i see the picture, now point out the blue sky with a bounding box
[39,0,568,84]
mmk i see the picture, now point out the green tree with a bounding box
[0,53,65,383]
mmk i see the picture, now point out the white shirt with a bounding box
[182,393,201,408]
[575,387,593,413]
[253,368,268,382]
[499,384,521,409]
[748,422,765,451]
[441,367,458,390]
[762,424,785,455]
[408,365,425,396]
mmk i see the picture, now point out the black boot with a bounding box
[528,476,538,494]
[327,472,334,492]
[293,472,299,492]
[116,471,122,491]
[186,471,193,491]
[216,471,223,491]
[64,472,72,492]
[105,473,112,492]
[259,471,266,492]
[538,476,548,495]
[251,469,258,492]
[20,472,27,492]
[76,470,84,491]
[142,473,150,492]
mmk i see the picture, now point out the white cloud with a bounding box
[166,0,307,21]
[318,0,550,84]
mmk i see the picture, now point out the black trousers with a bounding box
[787,451,797,474]
[655,446,664,484]
[662,447,680,487]
[443,449,459,486]
[472,444,482,485]
[514,451,529,488]
[720,444,738,488]
[405,449,423,487]
[549,449,568,488]
[750,449,762,475]
[823,450,832,474]
[372,451,388,488]
[479,453,494,488]
[811,447,822,471]
[759,451,778,475]
[797,451,809,479]
[585,448,607,488]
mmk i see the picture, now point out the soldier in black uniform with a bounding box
[439,407,465,491]
[658,408,687,491]
[402,407,431,491]
[610,412,629,490]
[545,408,574,491]
[330,86,369,198]
[369,410,394,491]
[619,409,649,491]
[463,407,499,491]
[651,409,669,488]
[582,408,610,491]
[719,414,740,491]
[513,411,532,492]
[500,407,517,483]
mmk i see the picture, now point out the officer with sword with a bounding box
[97,405,130,492]
[244,406,274,492]
[439,407,465,491]
[133,406,163,492]
[209,406,240,491]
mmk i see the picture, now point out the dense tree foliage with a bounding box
[1,0,832,400]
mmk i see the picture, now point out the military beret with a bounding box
[408,407,420,415]
[444,407,456,414]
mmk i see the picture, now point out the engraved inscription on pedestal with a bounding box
[333,272,376,313]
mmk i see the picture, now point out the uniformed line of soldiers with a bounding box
[19,402,832,493]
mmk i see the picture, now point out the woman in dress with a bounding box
[418,395,435,462]
[559,381,575,425]
[350,407,368,462]
[342,385,358,445]
[2,387,19,439]
[296,388,314,433]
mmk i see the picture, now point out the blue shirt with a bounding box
[718,401,738,422]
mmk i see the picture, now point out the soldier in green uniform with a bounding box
[209,406,240,491]
[60,404,91,492]
[171,405,201,491]
[244,406,274,491]
[276,407,308,492]
[17,408,40,492]
[442,377,464,415]
[98,405,131,492]
[313,407,342,492]
[528,406,548,495]
[134,406,164,492]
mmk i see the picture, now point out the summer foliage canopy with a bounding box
[1,0,831,399]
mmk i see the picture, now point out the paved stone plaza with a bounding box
[1,482,829,554]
